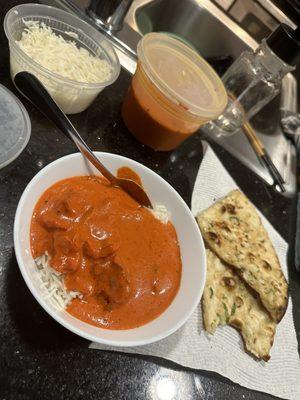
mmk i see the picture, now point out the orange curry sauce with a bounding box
[30,169,182,329]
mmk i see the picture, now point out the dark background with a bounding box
[0,1,299,399]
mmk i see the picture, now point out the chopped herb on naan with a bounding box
[198,190,288,322]
[203,249,276,361]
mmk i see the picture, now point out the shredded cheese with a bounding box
[16,20,112,84]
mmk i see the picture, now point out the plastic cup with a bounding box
[122,33,227,151]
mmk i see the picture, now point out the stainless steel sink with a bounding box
[130,0,254,60]
[126,0,258,55]
[40,0,297,195]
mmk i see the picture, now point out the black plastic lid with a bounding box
[266,24,300,66]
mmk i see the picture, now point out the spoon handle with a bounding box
[14,72,118,185]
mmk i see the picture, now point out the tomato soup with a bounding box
[30,173,182,329]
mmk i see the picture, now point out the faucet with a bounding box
[87,0,134,32]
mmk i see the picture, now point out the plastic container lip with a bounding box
[137,32,228,119]
[0,84,31,169]
[3,3,121,90]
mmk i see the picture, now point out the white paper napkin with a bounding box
[90,145,300,400]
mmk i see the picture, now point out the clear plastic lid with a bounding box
[0,84,31,169]
[137,33,227,119]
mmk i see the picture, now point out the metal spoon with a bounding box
[14,72,152,208]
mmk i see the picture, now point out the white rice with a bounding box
[151,204,170,224]
[35,252,82,311]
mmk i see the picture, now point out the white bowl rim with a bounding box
[14,152,206,346]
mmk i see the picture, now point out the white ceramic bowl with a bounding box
[14,152,206,346]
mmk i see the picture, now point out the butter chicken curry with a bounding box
[30,172,182,329]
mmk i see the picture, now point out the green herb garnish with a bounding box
[231,302,237,316]
[222,302,230,323]
[209,287,214,298]
[229,216,240,225]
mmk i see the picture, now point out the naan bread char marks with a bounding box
[197,190,288,323]
[202,249,276,361]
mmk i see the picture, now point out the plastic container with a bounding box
[0,84,31,169]
[122,33,227,151]
[4,4,120,114]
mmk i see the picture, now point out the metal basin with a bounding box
[126,0,257,59]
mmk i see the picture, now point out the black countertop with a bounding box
[1,2,299,399]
